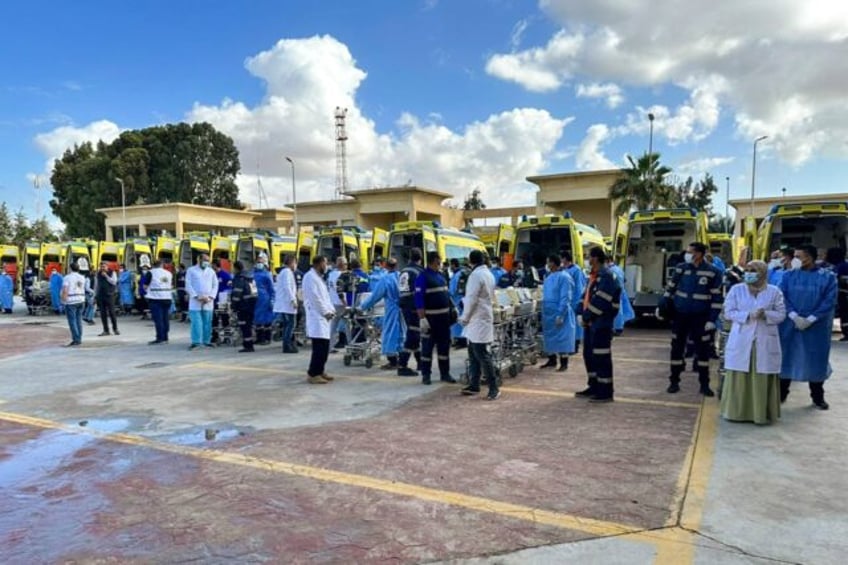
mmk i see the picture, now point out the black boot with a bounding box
[810,382,829,410]
[557,356,569,372]
[539,355,557,369]
[780,378,791,403]
[575,378,597,398]
[574,340,581,355]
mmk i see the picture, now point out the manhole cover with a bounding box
[135,362,170,369]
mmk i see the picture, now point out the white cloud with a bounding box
[510,19,529,50]
[575,82,623,108]
[676,157,735,177]
[487,0,848,165]
[575,124,616,170]
[31,120,122,177]
[187,35,571,207]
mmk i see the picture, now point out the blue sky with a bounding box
[1,0,846,226]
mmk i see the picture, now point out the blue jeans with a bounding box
[189,309,213,345]
[281,313,295,349]
[65,303,84,344]
[149,299,172,342]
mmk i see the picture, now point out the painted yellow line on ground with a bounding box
[0,409,642,538]
[652,399,720,565]
[503,386,701,409]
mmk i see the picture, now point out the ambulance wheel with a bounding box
[508,364,518,378]
[365,357,373,369]
[343,355,352,367]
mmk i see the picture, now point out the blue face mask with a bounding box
[743,272,760,284]
[255,263,265,271]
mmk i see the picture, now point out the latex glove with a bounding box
[806,315,817,325]
[555,316,564,327]
[419,317,431,334]
[459,317,469,327]
[751,308,765,320]
[705,321,717,332]
[788,312,799,322]
[323,311,335,321]
[576,314,584,327]
[654,307,664,321]
[793,316,811,331]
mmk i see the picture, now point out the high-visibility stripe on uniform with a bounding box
[711,288,722,294]
[671,359,685,366]
[437,355,449,361]
[692,293,710,300]
[676,290,689,298]
[593,348,611,355]
[696,270,716,277]
[425,307,450,315]
[712,303,723,309]
[425,286,448,293]
[596,377,613,384]
[596,290,613,302]
[588,304,603,315]
[701,334,713,342]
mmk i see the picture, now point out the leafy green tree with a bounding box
[49,122,241,239]
[708,214,735,234]
[672,174,719,216]
[10,209,32,248]
[0,202,13,242]
[463,188,487,211]
[608,153,676,215]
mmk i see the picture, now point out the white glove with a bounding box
[793,316,811,331]
[705,322,716,332]
[419,317,430,333]
[788,312,799,322]
[555,316,564,327]
[576,314,584,327]
[459,317,469,327]
[654,307,664,321]
[324,311,335,320]
[806,315,817,325]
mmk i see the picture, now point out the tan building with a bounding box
[526,169,624,235]
[730,193,848,236]
[293,186,464,230]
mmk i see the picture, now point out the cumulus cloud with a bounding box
[31,119,122,176]
[575,124,616,170]
[487,0,848,165]
[575,82,623,108]
[187,35,571,207]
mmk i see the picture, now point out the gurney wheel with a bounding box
[343,355,352,367]
[364,357,373,369]
[508,364,518,378]
[528,354,537,365]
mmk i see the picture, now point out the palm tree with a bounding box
[609,153,675,215]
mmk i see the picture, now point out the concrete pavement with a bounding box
[0,297,845,563]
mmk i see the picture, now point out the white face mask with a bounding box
[790,258,803,270]
[768,259,781,270]
[584,260,591,271]
[684,253,694,263]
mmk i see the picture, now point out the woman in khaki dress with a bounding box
[721,260,786,424]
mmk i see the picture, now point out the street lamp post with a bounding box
[647,112,655,162]
[115,177,127,242]
[725,176,730,233]
[750,135,768,216]
[285,156,297,232]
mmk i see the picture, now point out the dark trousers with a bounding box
[398,308,421,368]
[583,323,614,397]
[670,313,711,386]
[780,379,825,403]
[97,296,118,333]
[149,299,171,342]
[238,308,255,350]
[136,296,148,316]
[281,313,295,350]
[177,290,187,319]
[420,314,451,378]
[309,338,330,377]
[839,293,848,338]
[468,341,497,395]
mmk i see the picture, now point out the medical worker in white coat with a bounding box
[721,260,786,424]
[459,249,500,400]
[303,255,336,384]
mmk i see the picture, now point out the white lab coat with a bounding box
[459,265,495,343]
[185,265,218,311]
[303,268,335,339]
[723,283,786,374]
[273,267,298,314]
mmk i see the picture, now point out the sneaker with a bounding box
[440,375,458,383]
[588,395,614,403]
[98,332,110,337]
[380,362,397,370]
[700,386,715,398]
[238,347,255,353]
[189,344,201,350]
[840,336,848,342]
[398,367,419,377]
[307,375,329,384]
[667,382,680,394]
[114,330,120,335]
[148,340,164,345]
[204,343,216,348]
[320,373,335,382]
[539,357,557,369]
[486,390,501,401]
[330,349,339,354]
[813,399,829,410]
[64,341,77,348]
[422,376,432,385]
[574,387,594,398]
[461,386,480,396]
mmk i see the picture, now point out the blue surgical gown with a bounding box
[361,271,404,357]
[542,270,576,355]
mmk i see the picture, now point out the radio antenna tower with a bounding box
[334,106,349,200]
[256,155,269,208]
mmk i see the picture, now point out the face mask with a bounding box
[743,272,760,284]
[684,253,694,263]
[201,261,209,269]
[768,259,781,270]
[790,258,802,270]
[516,270,524,279]
[256,263,265,271]
[584,260,591,270]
